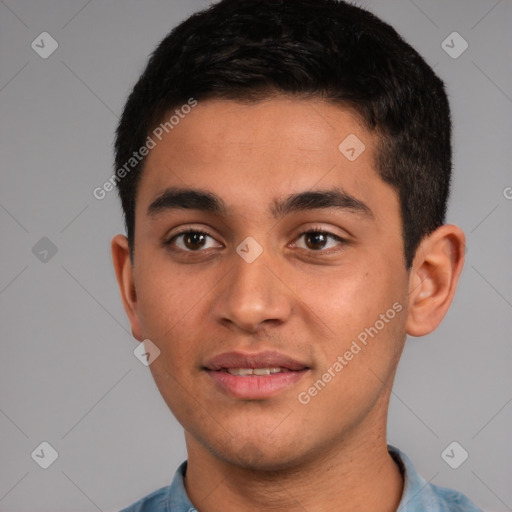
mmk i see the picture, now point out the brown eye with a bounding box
[166,230,220,252]
[304,232,328,250]
[183,232,207,250]
[295,231,345,252]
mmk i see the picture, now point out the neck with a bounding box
[183,419,403,512]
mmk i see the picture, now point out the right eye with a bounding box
[164,230,222,252]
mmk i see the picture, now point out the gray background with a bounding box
[1,0,511,511]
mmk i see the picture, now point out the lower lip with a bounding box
[207,370,308,399]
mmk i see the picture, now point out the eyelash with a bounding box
[164,227,347,254]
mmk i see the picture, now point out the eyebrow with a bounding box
[147,186,373,219]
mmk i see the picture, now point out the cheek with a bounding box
[311,264,403,336]
[135,251,200,331]
[137,281,181,338]
[133,254,221,370]
[296,301,406,437]
[135,262,209,418]
[304,259,407,391]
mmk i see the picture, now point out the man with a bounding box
[111,0,482,510]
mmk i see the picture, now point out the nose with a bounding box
[211,245,293,334]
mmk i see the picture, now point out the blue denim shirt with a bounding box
[119,445,483,511]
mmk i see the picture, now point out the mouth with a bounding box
[204,350,310,399]
[221,367,293,376]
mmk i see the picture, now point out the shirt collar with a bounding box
[389,444,449,511]
[166,460,194,511]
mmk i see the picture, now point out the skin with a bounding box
[112,96,465,512]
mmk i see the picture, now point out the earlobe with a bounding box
[405,225,466,337]
[111,234,144,341]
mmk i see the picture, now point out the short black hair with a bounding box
[114,0,452,269]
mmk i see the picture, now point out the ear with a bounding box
[111,234,144,341]
[406,224,466,337]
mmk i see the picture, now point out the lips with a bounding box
[204,350,309,372]
[204,350,310,399]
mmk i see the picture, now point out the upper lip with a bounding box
[204,350,310,371]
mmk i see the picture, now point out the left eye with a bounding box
[294,231,345,251]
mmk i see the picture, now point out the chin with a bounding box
[208,436,314,473]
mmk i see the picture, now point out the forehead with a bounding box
[135,96,396,222]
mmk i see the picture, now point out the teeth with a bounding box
[227,368,254,376]
[226,367,289,376]
[254,368,271,375]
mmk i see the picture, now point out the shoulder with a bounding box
[388,445,483,512]
[119,484,170,512]
[427,481,485,512]
[118,460,190,512]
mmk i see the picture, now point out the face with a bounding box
[119,97,412,470]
